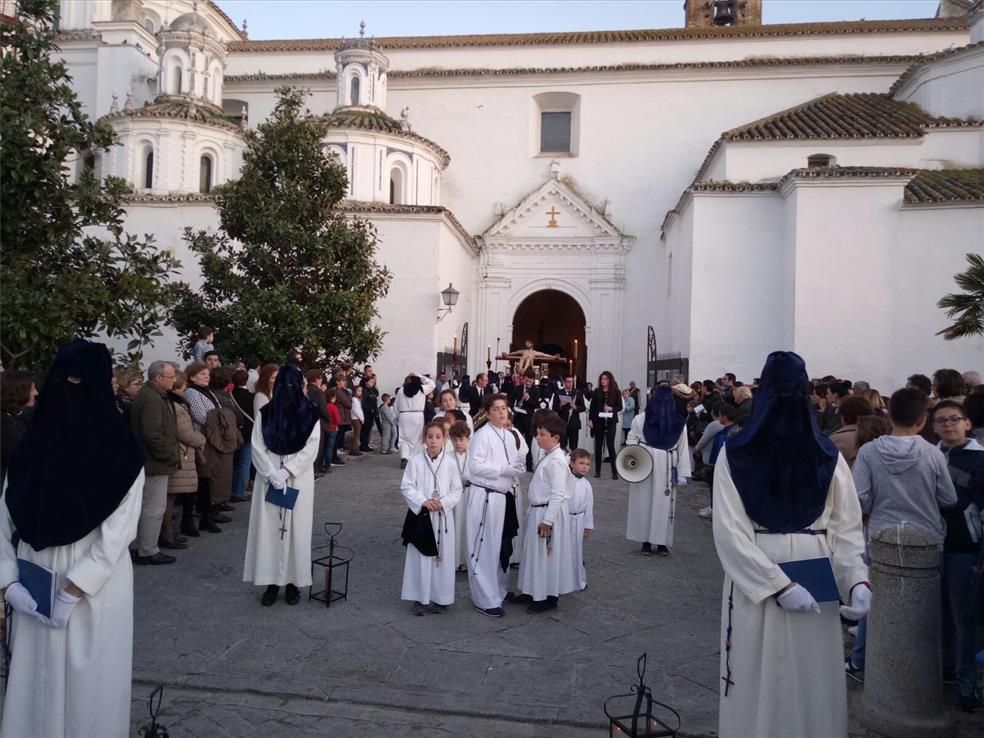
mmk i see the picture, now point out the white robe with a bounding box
[517,446,576,600]
[400,451,463,605]
[0,472,144,738]
[508,428,530,566]
[396,374,436,460]
[243,414,321,587]
[569,475,594,591]
[712,448,868,738]
[453,450,471,568]
[625,418,692,547]
[466,424,525,609]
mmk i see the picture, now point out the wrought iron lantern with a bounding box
[436,283,460,321]
[604,653,680,737]
[310,522,353,608]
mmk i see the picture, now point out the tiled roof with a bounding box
[102,96,244,133]
[227,17,966,53]
[722,93,979,141]
[123,192,216,203]
[322,108,450,167]
[903,169,984,204]
[889,40,984,95]
[339,201,476,251]
[225,54,922,83]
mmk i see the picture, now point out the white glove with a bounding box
[44,589,81,628]
[5,582,38,616]
[268,468,289,490]
[777,583,821,614]
[839,583,872,620]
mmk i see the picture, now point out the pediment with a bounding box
[483,175,630,250]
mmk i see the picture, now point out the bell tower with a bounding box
[684,0,762,28]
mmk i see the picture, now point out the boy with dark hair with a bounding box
[847,387,958,682]
[516,414,574,613]
[932,400,984,711]
[906,373,933,397]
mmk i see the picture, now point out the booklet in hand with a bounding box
[778,557,840,603]
[265,483,300,510]
[18,559,56,619]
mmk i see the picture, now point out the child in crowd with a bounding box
[847,388,957,682]
[400,421,463,615]
[516,414,575,613]
[932,400,984,712]
[378,393,398,454]
[322,388,341,470]
[505,412,530,569]
[698,404,738,519]
[450,420,472,573]
[569,449,594,591]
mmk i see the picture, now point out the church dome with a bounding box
[169,10,214,36]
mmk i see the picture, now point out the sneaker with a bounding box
[845,656,864,684]
[641,542,652,556]
[698,506,713,519]
[474,605,505,618]
[847,625,858,638]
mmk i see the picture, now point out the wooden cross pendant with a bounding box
[279,512,288,540]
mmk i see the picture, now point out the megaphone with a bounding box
[615,445,653,483]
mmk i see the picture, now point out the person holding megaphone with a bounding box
[623,384,691,556]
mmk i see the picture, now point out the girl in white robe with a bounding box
[243,367,322,602]
[396,372,436,464]
[568,450,595,591]
[625,415,691,552]
[400,422,463,609]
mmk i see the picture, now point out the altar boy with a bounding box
[568,449,595,591]
[517,414,576,612]
[450,420,472,573]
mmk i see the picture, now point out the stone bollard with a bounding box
[861,524,952,738]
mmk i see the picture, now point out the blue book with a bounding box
[778,557,840,603]
[265,483,300,510]
[18,559,56,619]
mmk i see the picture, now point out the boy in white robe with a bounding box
[450,420,472,573]
[517,414,576,612]
[506,414,530,568]
[568,449,594,591]
[400,421,463,614]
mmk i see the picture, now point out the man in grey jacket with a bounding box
[846,387,957,681]
[131,361,181,565]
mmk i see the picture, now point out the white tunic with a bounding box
[518,446,576,600]
[712,448,868,738]
[466,424,525,609]
[508,428,530,566]
[453,450,471,568]
[400,451,463,605]
[243,413,321,587]
[568,475,594,591]
[0,472,144,738]
[396,374,436,460]
[625,417,692,548]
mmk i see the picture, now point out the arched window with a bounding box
[144,19,155,33]
[350,76,360,106]
[389,166,404,204]
[203,76,209,99]
[173,67,182,95]
[199,155,213,193]
[143,148,154,189]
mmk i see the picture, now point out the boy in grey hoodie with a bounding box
[846,387,957,681]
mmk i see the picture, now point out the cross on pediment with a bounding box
[546,207,560,228]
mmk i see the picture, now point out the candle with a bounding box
[574,339,578,360]
[453,335,458,358]
[486,345,491,362]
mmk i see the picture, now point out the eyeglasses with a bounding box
[933,416,966,426]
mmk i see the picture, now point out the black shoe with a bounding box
[505,592,533,605]
[641,542,653,556]
[594,472,601,479]
[612,470,619,480]
[957,691,981,713]
[199,517,222,533]
[173,533,188,544]
[180,522,201,538]
[474,605,505,618]
[261,585,279,606]
[215,503,234,512]
[212,513,232,524]
[359,446,373,452]
[413,602,427,616]
[158,538,187,550]
[314,473,324,480]
[134,552,176,566]
[285,583,301,605]
[332,457,345,465]
[527,597,558,614]
[845,656,864,684]
[400,458,408,470]
[428,603,447,614]
[655,545,670,556]
[229,496,250,503]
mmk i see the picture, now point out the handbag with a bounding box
[265,483,300,510]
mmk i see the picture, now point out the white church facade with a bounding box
[49,0,984,392]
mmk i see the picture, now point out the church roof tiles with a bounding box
[721,93,978,141]
[227,17,965,53]
[321,108,450,167]
[101,96,244,133]
[903,169,984,204]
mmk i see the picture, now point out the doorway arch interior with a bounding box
[511,289,586,379]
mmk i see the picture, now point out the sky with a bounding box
[212,0,944,40]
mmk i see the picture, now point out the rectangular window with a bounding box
[540,112,572,153]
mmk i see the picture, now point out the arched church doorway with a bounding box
[511,290,586,381]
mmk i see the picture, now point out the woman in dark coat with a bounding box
[589,371,623,479]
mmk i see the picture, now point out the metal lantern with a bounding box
[441,282,460,308]
[604,653,680,738]
[310,522,353,608]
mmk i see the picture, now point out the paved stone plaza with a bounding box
[128,447,983,737]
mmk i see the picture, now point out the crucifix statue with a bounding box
[546,206,560,228]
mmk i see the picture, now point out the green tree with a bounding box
[0,0,181,369]
[172,87,391,368]
[937,253,984,340]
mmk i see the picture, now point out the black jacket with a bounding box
[589,388,623,428]
[551,387,587,431]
